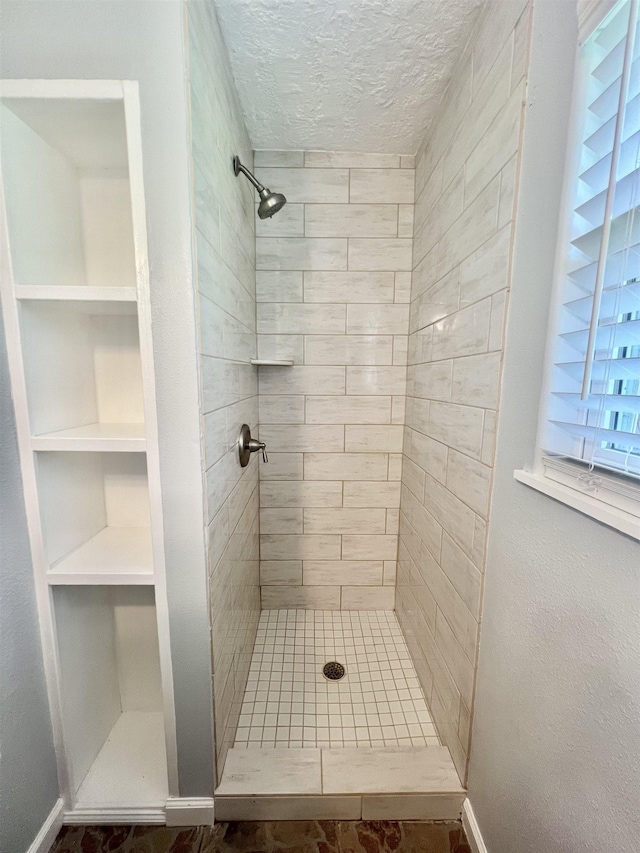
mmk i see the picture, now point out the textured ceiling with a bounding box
[213,0,483,155]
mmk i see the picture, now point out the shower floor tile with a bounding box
[234,609,439,750]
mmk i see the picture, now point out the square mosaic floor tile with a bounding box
[234,610,439,749]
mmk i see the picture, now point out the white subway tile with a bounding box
[254,150,305,167]
[398,204,414,238]
[498,154,517,230]
[459,225,510,307]
[437,178,500,278]
[342,535,399,560]
[304,271,395,303]
[440,533,482,618]
[512,5,531,90]
[304,508,387,534]
[446,449,491,518]
[257,334,304,363]
[400,457,425,502]
[305,395,392,424]
[394,272,412,303]
[260,508,303,534]
[428,401,484,459]
[262,586,341,609]
[261,423,344,453]
[347,366,407,395]
[259,453,303,481]
[254,167,349,202]
[259,366,345,395]
[258,303,346,335]
[345,425,403,452]
[341,586,396,609]
[386,508,400,534]
[408,360,453,402]
[260,481,343,508]
[256,271,303,302]
[343,481,401,507]
[304,335,393,366]
[388,453,403,480]
[414,270,460,331]
[383,561,397,585]
[260,560,303,585]
[306,151,400,168]
[481,409,497,466]
[451,352,501,409]
[257,238,348,270]
[256,203,305,237]
[489,290,508,351]
[305,204,398,237]
[422,475,475,555]
[464,85,522,206]
[303,560,383,585]
[435,609,475,708]
[431,299,491,361]
[304,453,389,481]
[348,239,413,271]
[346,304,409,335]
[350,169,415,203]
[259,395,305,424]
[391,395,406,424]
[260,534,342,560]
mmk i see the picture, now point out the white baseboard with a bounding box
[462,799,488,853]
[27,798,65,853]
[165,797,214,827]
[64,806,165,825]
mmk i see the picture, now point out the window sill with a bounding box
[513,469,640,541]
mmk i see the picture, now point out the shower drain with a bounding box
[322,661,346,681]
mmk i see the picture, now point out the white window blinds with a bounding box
[545,0,640,480]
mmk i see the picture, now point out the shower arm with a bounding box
[233,156,266,194]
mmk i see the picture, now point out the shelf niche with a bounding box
[53,585,168,809]
[36,451,153,584]
[19,299,144,443]
[0,97,136,289]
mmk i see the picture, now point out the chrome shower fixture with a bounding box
[233,155,287,219]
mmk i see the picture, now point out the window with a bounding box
[526,0,640,537]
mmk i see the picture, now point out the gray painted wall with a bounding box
[467,2,640,851]
[0,304,59,853]
[0,1,214,796]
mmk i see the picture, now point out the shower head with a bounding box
[233,155,287,219]
[257,188,287,219]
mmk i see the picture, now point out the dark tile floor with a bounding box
[51,821,471,853]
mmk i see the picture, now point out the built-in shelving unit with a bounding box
[0,80,177,823]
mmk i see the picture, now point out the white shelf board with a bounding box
[32,422,146,452]
[73,711,168,809]
[250,359,294,366]
[15,285,137,302]
[47,526,154,585]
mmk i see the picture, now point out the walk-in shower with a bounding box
[233,154,287,218]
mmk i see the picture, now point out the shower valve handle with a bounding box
[238,424,268,466]
[248,438,268,463]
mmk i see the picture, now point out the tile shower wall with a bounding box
[186,0,261,773]
[396,0,531,780]
[254,151,415,611]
